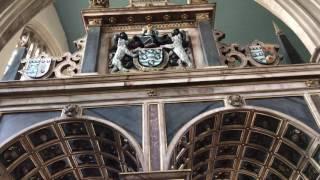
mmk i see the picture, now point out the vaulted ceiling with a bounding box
[53,0,310,60]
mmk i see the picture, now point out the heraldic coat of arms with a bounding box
[22,54,53,79]
[109,25,193,72]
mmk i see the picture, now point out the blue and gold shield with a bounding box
[24,56,52,78]
[138,48,163,67]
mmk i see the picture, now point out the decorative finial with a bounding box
[272,21,282,34]
[89,0,109,8]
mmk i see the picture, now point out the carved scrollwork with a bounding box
[53,37,85,78]
[214,30,282,68]
[53,53,81,78]
[19,37,85,80]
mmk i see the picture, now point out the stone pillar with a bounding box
[81,19,102,73]
[196,13,221,66]
[2,47,26,81]
[148,104,161,171]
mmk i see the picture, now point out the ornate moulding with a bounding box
[82,3,215,31]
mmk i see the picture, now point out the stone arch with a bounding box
[166,106,320,180]
[0,116,146,180]
[0,0,53,53]
[255,0,320,55]
[25,19,66,56]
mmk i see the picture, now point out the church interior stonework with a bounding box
[0,0,319,179]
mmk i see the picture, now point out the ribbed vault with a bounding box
[169,109,320,180]
[0,119,143,180]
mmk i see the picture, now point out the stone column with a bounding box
[196,13,221,66]
[81,19,102,73]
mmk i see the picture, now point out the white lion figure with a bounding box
[111,32,136,72]
[161,29,192,68]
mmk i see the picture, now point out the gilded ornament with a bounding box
[88,18,103,26]
[127,16,134,23]
[181,13,189,21]
[163,14,171,21]
[108,17,117,24]
[195,13,210,22]
[145,15,153,22]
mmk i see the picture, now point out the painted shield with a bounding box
[138,48,163,67]
[24,57,52,78]
[249,44,277,65]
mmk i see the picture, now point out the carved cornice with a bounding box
[82,4,215,32]
[1,64,320,97]
[102,22,195,32]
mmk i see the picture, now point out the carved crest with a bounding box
[109,26,193,73]
[22,54,53,79]
[247,40,280,66]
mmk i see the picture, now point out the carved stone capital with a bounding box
[89,0,109,8]
[227,95,244,107]
[62,104,81,118]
